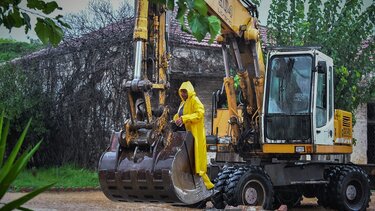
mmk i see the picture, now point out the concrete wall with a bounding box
[167,45,226,134]
[351,104,368,164]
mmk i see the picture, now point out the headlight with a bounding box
[295,146,305,153]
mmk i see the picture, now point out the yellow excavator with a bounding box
[99,0,373,210]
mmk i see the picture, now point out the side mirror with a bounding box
[317,61,327,74]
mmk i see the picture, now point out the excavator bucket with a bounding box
[98,130,212,205]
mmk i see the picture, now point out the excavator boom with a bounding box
[206,0,265,146]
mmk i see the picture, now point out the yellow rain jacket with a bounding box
[173,81,214,190]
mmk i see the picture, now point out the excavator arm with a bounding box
[206,0,265,147]
[98,0,213,205]
[125,0,168,127]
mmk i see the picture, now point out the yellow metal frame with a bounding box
[133,0,149,40]
[263,144,313,154]
[315,145,352,154]
[334,109,353,144]
[156,11,168,106]
[205,0,252,36]
[263,144,352,154]
[124,0,170,142]
[223,77,240,143]
[206,0,265,121]
[213,108,242,137]
[237,70,256,114]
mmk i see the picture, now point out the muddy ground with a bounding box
[1,191,375,210]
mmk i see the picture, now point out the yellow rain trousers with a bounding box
[173,81,214,190]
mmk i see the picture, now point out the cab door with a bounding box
[313,56,334,145]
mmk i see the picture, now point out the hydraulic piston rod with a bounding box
[134,41,143,79]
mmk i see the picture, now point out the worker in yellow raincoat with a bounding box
[173,81,215,190]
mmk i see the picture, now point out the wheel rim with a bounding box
[346,184,357,201]
[245,187,257,204]
[344,179,364,209]
[242,179,265,206]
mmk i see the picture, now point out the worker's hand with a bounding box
[175,117,183,127]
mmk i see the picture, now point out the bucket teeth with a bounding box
[99,131,212,204]
[99,168,177,202]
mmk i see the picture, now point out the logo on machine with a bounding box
[218,0,233,18]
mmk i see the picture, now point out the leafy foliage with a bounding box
[0,63,48,138]
[0,111,53,211]
[0,0,70,46]
[0,40,45,135]
[151,0,221,43]
[267,0,375,113]
[0,38,42,62]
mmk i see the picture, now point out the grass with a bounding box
[10,164,99,191]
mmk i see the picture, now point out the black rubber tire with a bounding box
[334,165,371,211]
[223,167,248,206]
[316,184,329,208]
[211,166,235,209]
[224,166,274,210]
[317,165,342,209]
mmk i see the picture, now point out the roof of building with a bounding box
[20,14,270,60]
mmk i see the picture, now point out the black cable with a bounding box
[241,0,259,18]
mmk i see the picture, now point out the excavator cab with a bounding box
[264,50,313,145]
[262,47,352,154]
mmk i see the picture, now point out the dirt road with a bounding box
[1,191,375,210]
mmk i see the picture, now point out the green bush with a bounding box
[0,62,49,168]
[0,38,43,63]
[0,39,47,152]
